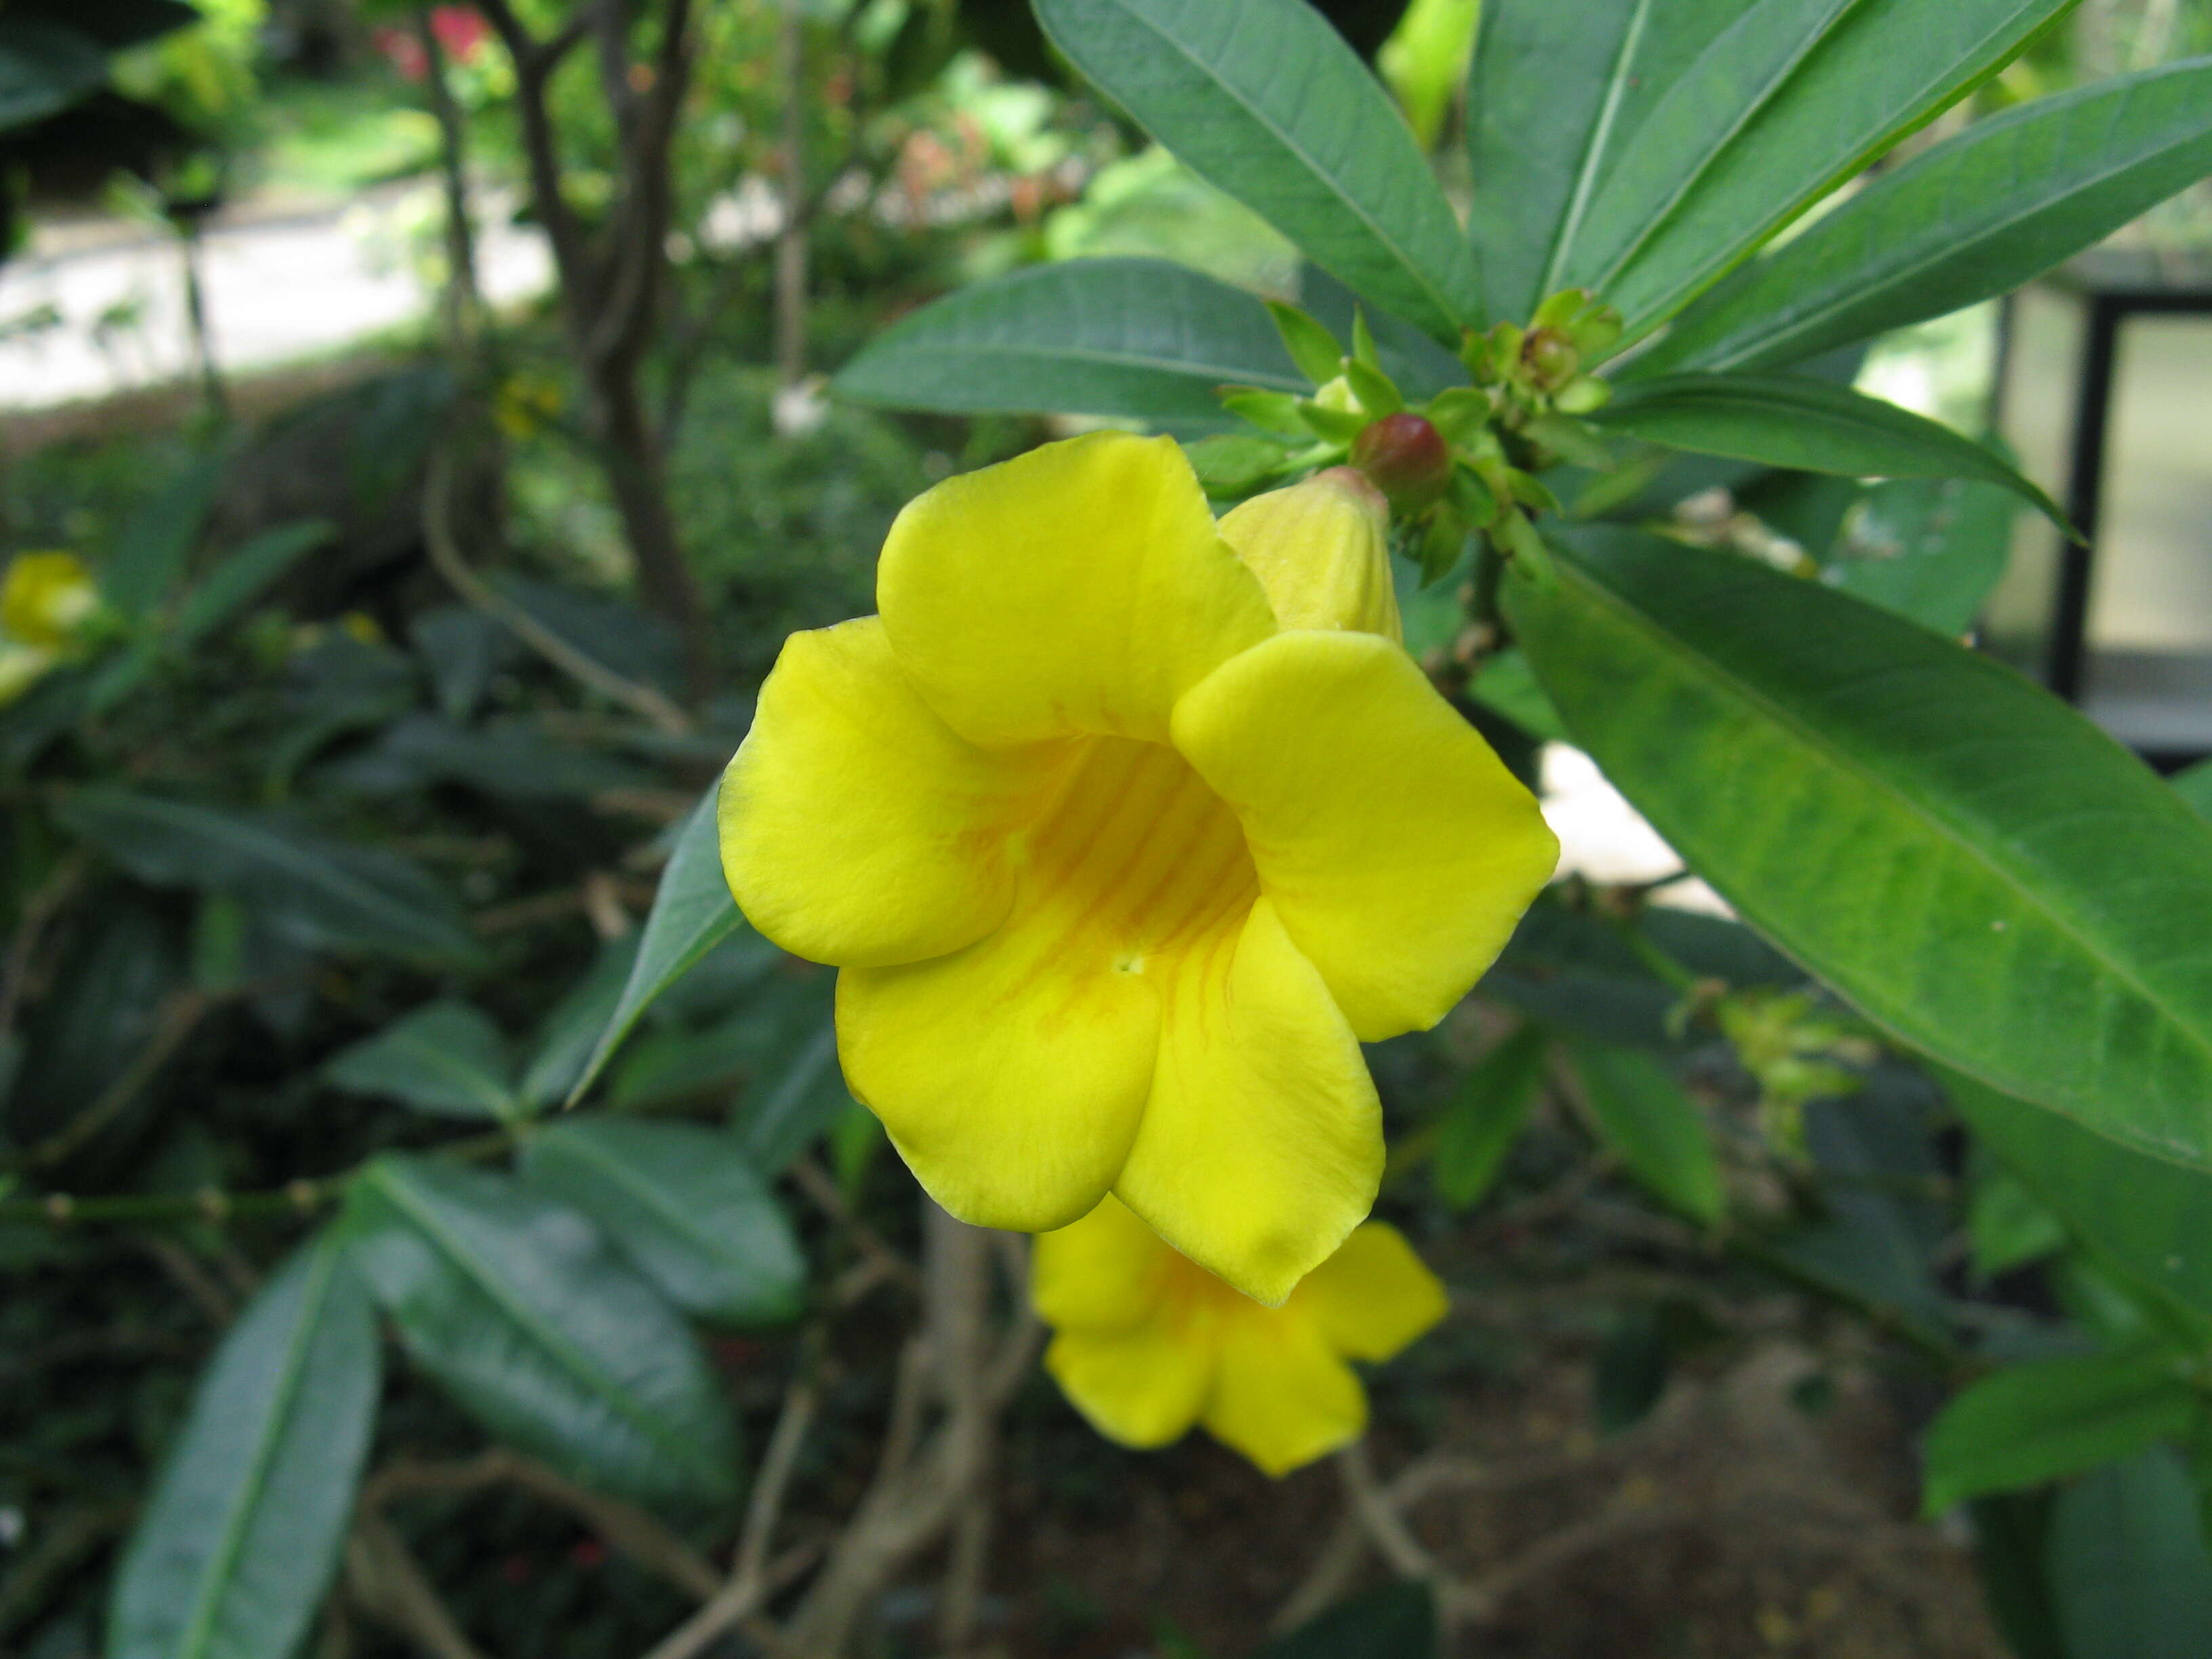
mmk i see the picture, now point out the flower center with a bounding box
[1013,737,1257,975]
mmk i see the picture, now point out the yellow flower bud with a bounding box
[1218,467,1401,640]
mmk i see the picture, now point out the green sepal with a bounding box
[1450,466,1500,529]
[1185,434,1294,499]
[1264,302,1343,387]
[1296,400,1371,443]
[1342,356,1403,416]
[1416,504,1470,587]
[1498,512,1557,591]
[1524,414,1614,470]
[1426,386,1492,443]
[1218,386,1310,437]
[1507,469,1562,515]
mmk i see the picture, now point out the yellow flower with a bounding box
[1032,1193,1448,1476]
[720,432,1556,1302]
[1,552,100,649]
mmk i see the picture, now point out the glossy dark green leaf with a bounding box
[520,1118,806,1326]
[1568,1039,1725,1224]
[1822,476,2019,638]
[735,1010,855,1175]
[1641,58,2212,375]
[168,521,333,648]
[345,1155,739,1504]
[324,1001,520,1121]
[1924,1347,2200,1515]
[1256,1580,1436,1658]
[835,258,1303,423]
[1033,0,1481,340]
[108,1233,380,1659]
[1589,374,2070,529]
[2047,1451,2212,1659]
[1598,0,2076,339]
[1949,1071,2212,1328]
[56,788,479,966]
[1432,1025,1548,1210]
[1509,530,2212,1169]
[1465,0,1752,324]
[1565,0,1860,299]
[571,787,747,1103]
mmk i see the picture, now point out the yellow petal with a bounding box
[836,899,1161,1236]
[1115,897,1382,1307]
[1218,469,1401,640]
[1,551,97,649]
[1031,1192,1176,1332]
[1289,1223,1449,1362]
[720,617,1056,968]
[1202,1304,1366,1476]
[1173,629,1558,1042]
[876,432,1275,747]
[1045,1322,1216,1450]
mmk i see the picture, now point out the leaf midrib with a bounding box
[1554,555,2212,1088]
[368,1164,695,1470]
[171,1242,342,1659]
[1696,62,2212,370]
[1060,0,1469,334]
[867,338,1308,391]
[1614,0,2076,335]
[1536,0,1652,302]
[549,1129,758,1281]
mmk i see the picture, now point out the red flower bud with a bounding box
[1350,413,1452,514]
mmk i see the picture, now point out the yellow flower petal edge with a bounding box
[1,552,99,650]
[1031,1195,1448,1477]
[876,430,1275,747]
[718,436,1553,1299]
[1173,629,1560,1042]
[720,617,1056,968]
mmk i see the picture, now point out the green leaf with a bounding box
[1640,58,2212,375]
[168,521,334,648]
[1967,1165,2066,1277]
[2047,1451,2212,1659]
[1568,1038,1725,1223]
[1265,300,1344,386]
[1509,529,2212,1170]
[834,258,1305,422]
[325,1001,520,1122]
[1185,433,1294,498]
[1588,374,2071,530]
[108,1233,380,1659]
[571,787,747,1103]
[2174,761,2212,823]
[1597,0,2077,339]
[1466,0,1750,325]
[1822,476,2019,638]
[520,1119,806,1327]
[1256,1580,1437,1658]
[1432,1024,1548,1210]
[56,788,479,966]
[735,1008,856,1175]
[1033,0,1482,341]
[517,934,642,1110]
[344,1155,739,1504]
[0,16,107,131]
[1923,1347,2201,1515]
[1950,1071,2212,1329]
[100,459,220,620]
[1564,0,1860,299]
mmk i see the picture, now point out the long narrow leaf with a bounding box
[1599,0,2078,340]
[571,786,747,1103]
[835,258,1305,423]
[1508,528,2212,1168]
[1565,0,1862,297]
[1590,373,2072,529]
[1035,0,1481,340]
[1641,58,2212,374]
[108,1234,380,1659]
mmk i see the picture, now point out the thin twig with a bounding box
[364,1450,720,1601]
[24,990,209,1169]
[422,448,691,734]
[345,1510,493,1659]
